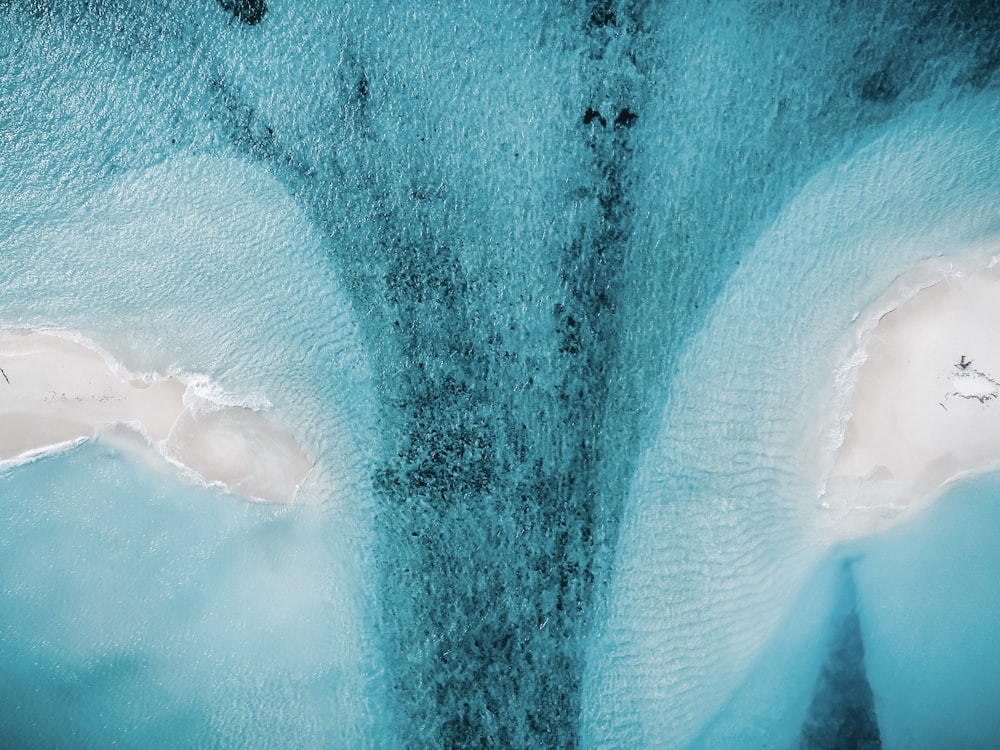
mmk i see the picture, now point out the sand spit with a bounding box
[0,328,312,503]
[821,260,1000,537]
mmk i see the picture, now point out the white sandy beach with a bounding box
[821,260,1000,537]
[0,328,312,503]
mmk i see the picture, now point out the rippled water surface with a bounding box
[2,2,1000,747]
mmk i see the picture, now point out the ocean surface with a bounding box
[1,1,999,747]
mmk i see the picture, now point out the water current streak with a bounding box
[365,4,647,746]
[798,563,881,750]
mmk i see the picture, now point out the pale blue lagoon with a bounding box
[1,2,1000,747]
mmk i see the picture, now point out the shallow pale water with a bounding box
[2,1,1000,747]
[0,442,379,748]
[856,474,1000,749]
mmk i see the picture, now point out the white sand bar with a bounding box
[822,261,1000,536]
[0,328,312,503]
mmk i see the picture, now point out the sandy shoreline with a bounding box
[820,259,1000,537]
[0,328,312,503]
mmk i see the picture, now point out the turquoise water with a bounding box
[678,474,1000,750]
[0,443,379,747]
[854,474,1000,749]
[1,1,1000,747]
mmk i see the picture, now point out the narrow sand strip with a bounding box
[0,328,312,503]
[822,261,1000,537]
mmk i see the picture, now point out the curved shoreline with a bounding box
[0,327,313,503]
[818,255,1000,538]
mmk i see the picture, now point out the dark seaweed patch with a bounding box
[217,0,266,26]
[588,5,616,29]
[859,68,899,103]
[206,75,281,161]
[614,107,637,128]
[584,107,606,126]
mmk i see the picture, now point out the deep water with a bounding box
[2,1,1000,747]
[797,564,881,750]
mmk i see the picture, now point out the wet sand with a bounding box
[821,261,1000,537]
[0,328,312,503]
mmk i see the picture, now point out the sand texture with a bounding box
[0,328,311,502]
[822,262,1000,536]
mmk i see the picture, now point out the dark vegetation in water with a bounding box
[289,2,658,743]
[848,0,1000,105]
[207,76,279,160]
[228,3,1000,747]
[798,563,882,750]
[5,0,1000,747]
[614,107,637,128]
[583,107,606,126]
[217,0,266,26]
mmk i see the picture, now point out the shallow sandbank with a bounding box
[821,260,1000,536]
[0,328,312,503]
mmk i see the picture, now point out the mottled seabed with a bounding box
[1,1,1000,748]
